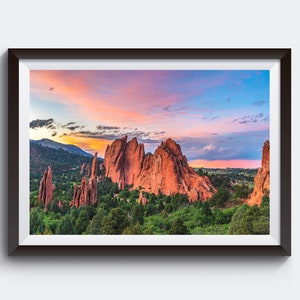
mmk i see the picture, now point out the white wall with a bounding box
[0,1,298,299]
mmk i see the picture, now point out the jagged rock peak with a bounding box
[104,136,216,202]
[158,138,182,156]
[104,136,145,186]
[247,140,270,206]
[70,153,98,208]
[91,152,98,179]
[38,166,55,209]
[262,140,270,170]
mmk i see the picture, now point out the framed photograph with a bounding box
[8,49,291,256]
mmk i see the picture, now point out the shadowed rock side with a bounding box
[80,162,91,177]
[70,153,98,208]
[104,136,216,202]
[38,166,55,208]
[247,140,270,206]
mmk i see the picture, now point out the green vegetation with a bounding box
[30,147,269,235]
[229,195,269,234]
[30,176,269,235]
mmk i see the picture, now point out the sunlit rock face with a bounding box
[247,140,270,206]
[104,136,216,202]
[38,166,55,208]
[70,153,98,208]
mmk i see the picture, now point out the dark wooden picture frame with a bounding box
[8,48,291,256]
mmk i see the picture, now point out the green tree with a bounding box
[83,206,96,220]
[70,206,79,226]
[85,208,105,234]
[30,208,45,234]
[213,209,228,224]
[234,184,251,199]
[232,184,251,203]
[168,218,189,234]
[131,204,144,225]
[101,208,130,234]
[57,215,75,234]
[75,210,89,234]
[229,202,269,235]
[261,194,270,207]
[143,225,153,235]
[209,186,230,208]
[229,205,253,234]
[43,225,53,235]
[49,200,60,213]
[123,223,142,235]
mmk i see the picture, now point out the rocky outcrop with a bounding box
[104,136,216,202]
[70,153,98,208]
[38,166,55,208]
[104,136,145,186]
[138,191,148,205]
[80,162,91,177]
[247,140,270,206]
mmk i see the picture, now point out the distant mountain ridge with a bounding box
[31,138,93,157]
[30,139,102,177]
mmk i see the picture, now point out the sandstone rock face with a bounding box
[104,136,145,186]
[38,166,55,208]
[70,153,98,208]
[104,136,216,202]
[104,135,128,183]
[247,140,270,206]
[138,191,148,205]
[124,137,145,185]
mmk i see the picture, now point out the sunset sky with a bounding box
[30,70,269,168]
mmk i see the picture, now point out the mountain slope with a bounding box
[31,138,93,157]
[30,141,102,177]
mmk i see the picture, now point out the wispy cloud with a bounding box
[61,121,76,128]
[30,118,54,129]
[233,113,268,124]
[68,127,166,143]
[67,126,82,131]
[253,100,267,106]
[96,125,121,130]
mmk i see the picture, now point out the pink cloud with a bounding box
[30,70,194,127]
[189,159,261,169]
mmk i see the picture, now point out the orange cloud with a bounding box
[58,135,112,157]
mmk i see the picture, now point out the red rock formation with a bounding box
[80,162,91,177]
[38,166,55,208]
[89,152,98,205]
[104,136,145,188]
[247,140,270,206]
[104,135,127,184]
[70,153,98,208]
[104,136,216,202]
[138,191,148,205]
[124,137,145,185]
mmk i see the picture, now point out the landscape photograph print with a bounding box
[29,69,270,236]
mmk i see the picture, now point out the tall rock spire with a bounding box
[38,166,55,209]
[247,140,270,206]
[70,153,98,208]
